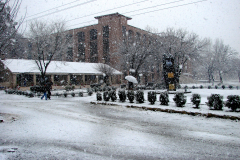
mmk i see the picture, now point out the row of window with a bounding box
[122,26,148,44]
[76,26,109,43]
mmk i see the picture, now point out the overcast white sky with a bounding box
[16,0,240,53]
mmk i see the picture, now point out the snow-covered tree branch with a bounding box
[27,20,68,82]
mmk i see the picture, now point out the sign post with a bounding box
[163,54,176,91]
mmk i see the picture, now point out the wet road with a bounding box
[0,96,240,159]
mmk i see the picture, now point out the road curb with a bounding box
[90,101,240,121]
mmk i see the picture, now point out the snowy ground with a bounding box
[0,87,240,159]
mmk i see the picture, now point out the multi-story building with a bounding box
[64,12,152,65]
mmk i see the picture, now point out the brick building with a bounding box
[64,13,152,65]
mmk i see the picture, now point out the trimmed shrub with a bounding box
[28,92,34,98]
[215,85,218,89]
[200,85,203,89]
[173,92,186,107]
[63,92,68,97]
[192,86,196,89]
[222,85,225,89]
[225,95,240,111]
[87,88,93,96]
[71,92,75,97]
[118,90,126,102]
[103,86,111,92]
[207,94,223,110]
[127,90,135,103]
[191,94,201,108]
[148,91,156,104]
[159,92,169,105]
[65,85,75,91]
[229,85,233,89]
[136,91,144,103]
[96,92,102,101]
[109,90,117,102]
[208,86,212,89]
[78,92,83,97]
[103,91,110,101]
[236,86,239,90]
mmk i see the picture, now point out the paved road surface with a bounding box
[0,96,239,159]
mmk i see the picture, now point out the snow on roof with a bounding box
[2,59,122,75]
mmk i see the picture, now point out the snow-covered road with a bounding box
[0,91,240,159]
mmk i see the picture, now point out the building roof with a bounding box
[2,59,122,75]
[94,12,132,20]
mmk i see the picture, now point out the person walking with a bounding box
[41,84,47,100]
[46,80,53,100]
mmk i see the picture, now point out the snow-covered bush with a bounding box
[111,86,117,91]
[96,92,102,101]
[78,92,83,97]
[109,90,117,102]
[65,85,75,91]
[103,91,110,101]
[200,85,203,89]
[87,88,93,96]
[159,92,169,105]
[173,92,186,107]
[71,92,75,97]
[236,86,239,90]
[208,86,211,89]
[63,92,68,97]
[215,85,218,89]
[222,85,225,89]
[192,86,196,89]
[207,94,223,110]
[118,90,126,102]
[228,85,233,89]
[191,94,201,108]
[136,91,144,103]
[28,92,34,98]
[148,91,156,104]
[103,86,111,92]
[127,90,135,103]
[225,95,240,111]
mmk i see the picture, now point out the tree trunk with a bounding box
[219,70,223,84]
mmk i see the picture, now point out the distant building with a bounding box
[62,12,153,65]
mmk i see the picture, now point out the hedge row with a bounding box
[96,90,240,112]
[185,85,239,90]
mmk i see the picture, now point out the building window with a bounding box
[90,29,97,41]
[90,41,98,63]
[103,38,110,64]
[77,32,85,42]
[128,30,134,43]
[136,32,141,43]
[103,26,109,38]
[66,47,73,61]
[78,43,85,62]
[66,34,73,44]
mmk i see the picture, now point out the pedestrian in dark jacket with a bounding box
[46,80,53,100]
[41,85,47,100]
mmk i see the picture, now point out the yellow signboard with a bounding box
[168,72,174,78]
[169,84,175,90]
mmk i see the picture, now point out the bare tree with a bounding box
[0,0,24,59]
[27,20,68,83]
[193,39,239,84]
[158,28,209,83]
[95,63,115,85]
[117,33,158,79]
[212,39,238,83]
